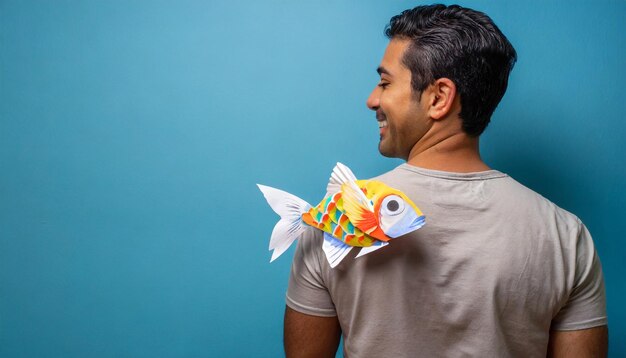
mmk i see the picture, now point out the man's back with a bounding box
[287,164,606,357]
[283,5,607,357]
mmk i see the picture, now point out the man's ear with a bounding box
[425,78,457,120]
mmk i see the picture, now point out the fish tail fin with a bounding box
[257,184,312,262]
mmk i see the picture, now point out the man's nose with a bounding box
[366,87,380,111]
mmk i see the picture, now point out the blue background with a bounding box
[1,1,624,356]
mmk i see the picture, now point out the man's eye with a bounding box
[378,82,389,89]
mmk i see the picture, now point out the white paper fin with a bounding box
[322,233,354,268]
[355,241,389,258]
[268,219,299,250]
[258,184,312,262]
[326,162,359,196]
[270,236,294,262]
[257,184,311,219]
[327,163,373,212]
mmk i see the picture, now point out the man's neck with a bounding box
[406,131,490,173]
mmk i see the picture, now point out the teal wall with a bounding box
[1,1,624,356]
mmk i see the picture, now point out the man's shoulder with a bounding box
[495,173,583,228]
[371,163,582,228]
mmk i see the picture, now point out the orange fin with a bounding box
[341,182,378,234]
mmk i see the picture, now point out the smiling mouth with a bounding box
[376,110,387,129]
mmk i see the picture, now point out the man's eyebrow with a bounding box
[377,66,391,76]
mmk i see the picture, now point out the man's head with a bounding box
[383,4,517,137]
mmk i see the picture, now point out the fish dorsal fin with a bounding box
[326,162,359,197]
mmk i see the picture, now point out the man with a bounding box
[284,4,607,357]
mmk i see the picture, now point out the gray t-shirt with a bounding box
[286,164,607,358]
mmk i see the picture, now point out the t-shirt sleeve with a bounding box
[551,222,607,330]
[285,229,337,317]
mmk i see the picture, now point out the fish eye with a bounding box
[381,195,405,216]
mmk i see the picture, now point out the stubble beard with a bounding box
[378,138,392,158]
[378,131,399,159]
[377,110,394,158]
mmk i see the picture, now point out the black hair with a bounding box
[385,4,517,136]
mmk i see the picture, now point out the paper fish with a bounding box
[258,163,425,268]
